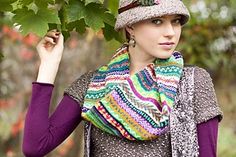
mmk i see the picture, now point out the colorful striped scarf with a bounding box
[82,45,184,140]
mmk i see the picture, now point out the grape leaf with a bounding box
[107,0,119,15]
[38,8,60,24]
[21,0,34,6]
[35,0,55,8]
[102,23,123,42]
[66,0,86,22]
[75,20,87,34]
[67,19,87,34]
[66,1,106,32]
[85,0,104,5]
[55,0,69,5]
[0,0,17,12]
[102,12,116,26]
[13,7,60,36]
[84,3,105,32]
[48,23,59,31]
[21,0,55,8]
[11,0,121,40]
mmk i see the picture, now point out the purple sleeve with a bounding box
[197,117,219,157]
[22,82,83,157]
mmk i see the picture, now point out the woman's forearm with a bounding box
[36,61,60,84]
[22,82,82,157]
[197,117,219,157]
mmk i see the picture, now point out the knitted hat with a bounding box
[115,0,190,31]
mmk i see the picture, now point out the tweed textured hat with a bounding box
[115,0,190,31]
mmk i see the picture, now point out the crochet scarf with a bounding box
[82,45,184,141]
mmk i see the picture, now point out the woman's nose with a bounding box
[163,23,175,37]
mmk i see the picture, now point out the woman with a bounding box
[22,0,223,156]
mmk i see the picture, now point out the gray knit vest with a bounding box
[64,66,223,157]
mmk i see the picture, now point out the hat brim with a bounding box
[115,0,190,31]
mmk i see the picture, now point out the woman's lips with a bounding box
[159,42,175,50]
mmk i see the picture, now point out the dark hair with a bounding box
[125,29,131,41]
[179,15,187,25]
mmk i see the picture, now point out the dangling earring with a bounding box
[129,35,136,48]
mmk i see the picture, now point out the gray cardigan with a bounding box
[65,66,223,157]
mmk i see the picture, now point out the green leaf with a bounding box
[83,3,105,32]
[66,0,86,22]
[107,0,119,15]
[75,20,86,34]
[13,8,48,36]
[56,0,69,4]
[67,19,87,34]
[66,1,105,32]
[103,23,123,42]
[38,8,60,24]
[35,0,55,8]
[102,12,116,26]
[61,30,70,40]
[21,0,55,7]
[85,0,103,5]
[21,0,34,6]
[27,2,38,13]
[46,0,55,4]
[13,7,60,36]
[0,0,17,12]
[48,23,59,30]
[102,23,114,41]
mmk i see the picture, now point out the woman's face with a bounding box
[126,15,182,62]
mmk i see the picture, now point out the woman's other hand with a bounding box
[36,29,64,64]
[36,30,65,84]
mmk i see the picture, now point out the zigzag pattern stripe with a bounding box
[82,45,183,140]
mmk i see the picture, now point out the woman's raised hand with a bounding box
[36,29,64,64]
[36,30,65,84]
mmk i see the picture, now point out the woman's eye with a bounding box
[152,19,162,25]
[173,19,181,24]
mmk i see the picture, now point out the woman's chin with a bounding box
[155,51,174,59]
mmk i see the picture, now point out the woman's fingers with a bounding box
[54,33,64,49]
[46,31,60,39]
[44,36,56,45]
[45,30,60,44]
[36,29,63,53]
[36,37,54,53]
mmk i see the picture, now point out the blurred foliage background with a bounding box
[0,0,236,156]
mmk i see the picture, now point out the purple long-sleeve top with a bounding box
[22,82,219,157]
